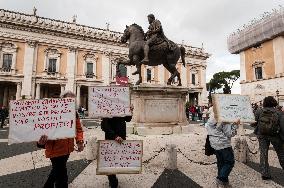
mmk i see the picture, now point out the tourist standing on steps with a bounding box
[205,108,240,188]
[253,96,284,180]
[101,106,134,188]
[37,91,84,188]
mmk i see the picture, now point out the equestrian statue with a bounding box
[120,14,185,86]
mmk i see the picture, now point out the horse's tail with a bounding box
[180,46,186,67]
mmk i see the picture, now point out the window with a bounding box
[255,67,263,80]
[44,48,61,75]
[48,58,57,73]
[86,62,94,78]
[192,74,196,85]
[0,42,17,73]
[147,68,152,82]
[83,53,98,79]
[2,54,12,71]
[117,64,127,77]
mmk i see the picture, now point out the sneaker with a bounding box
[213,178,225,188]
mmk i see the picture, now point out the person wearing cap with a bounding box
[37,91,84,188]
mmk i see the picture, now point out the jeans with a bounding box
[108,175,118,188]
[258,135,284,177]
[215,147,235,183]
[44,154,69,188]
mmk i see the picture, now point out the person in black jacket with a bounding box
[0,106,8,128]
[101,106,133,188]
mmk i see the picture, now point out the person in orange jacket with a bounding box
[37,91,84,188]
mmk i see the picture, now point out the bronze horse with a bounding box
[120,24,185,86]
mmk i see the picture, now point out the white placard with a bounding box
[88,86,131,118]
[97,140,143,175]
[8,98,76,144]
[212,94,255,123]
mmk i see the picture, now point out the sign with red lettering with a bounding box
[88,86,131,118]
[8,98,76,144]
[97,140,143,175]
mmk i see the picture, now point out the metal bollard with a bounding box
[166,144,177,170]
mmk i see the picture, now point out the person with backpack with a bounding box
[205,106,240,187]
[253,96,284,180]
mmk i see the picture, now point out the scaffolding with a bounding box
[228,7,284,54]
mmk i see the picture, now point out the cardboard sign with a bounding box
[8,98,76,144]
[97,140,143,175]
[212,94,255,123]
[88,86,131,118]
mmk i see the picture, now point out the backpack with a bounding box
[257,109,280,136]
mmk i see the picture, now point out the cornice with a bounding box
[0,9,123,45]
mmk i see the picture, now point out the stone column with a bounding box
[158,65,164,85]
[60,84,65,95]
[76,85,81,107]
[35,83,41,99]
[198,92,202,106]
[102,53,110,85]
[3,87,8,106]
[22,41,37,99]
[65,47,77,92]
[16,82,22,100]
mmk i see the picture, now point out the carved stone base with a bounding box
[129,84,189,135]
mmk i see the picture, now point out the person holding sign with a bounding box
[100,105,134,188]
[205,106,240,188]
[37,91,84,188]
[253,96,284,180]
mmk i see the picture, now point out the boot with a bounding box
[141,45,149,63]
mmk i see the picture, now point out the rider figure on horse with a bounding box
[141,14,171,64]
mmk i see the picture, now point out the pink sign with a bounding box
[8,98,76,144]
[116,76,129,86]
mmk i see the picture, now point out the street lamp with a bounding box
[276,89,280,104]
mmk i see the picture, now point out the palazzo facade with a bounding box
[0,9,210,110]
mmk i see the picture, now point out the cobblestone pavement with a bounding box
[0,123,283,188]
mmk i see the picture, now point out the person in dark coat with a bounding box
[0,106,8,128]
[100,106,133,188]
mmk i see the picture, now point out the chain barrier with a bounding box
[177,148,217,165]
[142,147,165,165]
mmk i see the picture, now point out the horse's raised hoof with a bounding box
[132,70,139,75]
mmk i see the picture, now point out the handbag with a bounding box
[205,135,215,156]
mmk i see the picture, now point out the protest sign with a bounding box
[212,94,255,123]
[97,140,143,175]
[88,86,131,118]
[8,98,76,144]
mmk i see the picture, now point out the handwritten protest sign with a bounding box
[88,86,131,118]
[212,94,255,123]
[8,98,76,144]
[97,140,143,175]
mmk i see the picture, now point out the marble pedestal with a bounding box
[128,84,189,135]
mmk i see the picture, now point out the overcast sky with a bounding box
[1,0,283,93]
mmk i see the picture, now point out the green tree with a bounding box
[207,70,240,101]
